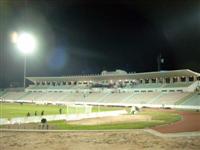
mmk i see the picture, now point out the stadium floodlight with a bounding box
[11,31,37,88]
[16,32,37,54]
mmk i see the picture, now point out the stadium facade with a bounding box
[1,69,200,108]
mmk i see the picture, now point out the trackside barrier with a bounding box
[1,99,200,109]
[0,110,127,125]
[0,118,9,125]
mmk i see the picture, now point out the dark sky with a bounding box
[0,0,200,88]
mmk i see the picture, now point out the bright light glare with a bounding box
[11,32,18,43]
[16,33,36,54]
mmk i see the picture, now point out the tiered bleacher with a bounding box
[1,69,200,108]
[181,93,200,106]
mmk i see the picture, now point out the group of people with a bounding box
[26,108,63,117]
[26,110,44,117]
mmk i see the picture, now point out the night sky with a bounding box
[0,0,200,88]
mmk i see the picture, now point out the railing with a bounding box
[0,110,127,125]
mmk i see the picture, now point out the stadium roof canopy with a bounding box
[26,69,200,82]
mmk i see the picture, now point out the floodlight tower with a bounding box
[12,32,37,88]
[157,53,164,71]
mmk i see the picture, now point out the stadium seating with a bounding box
[21,92,45,101]
[58,92,84,102]
[150,92,190,105]
[132,83,162,89]
[1,90,199,107]
[2,69,200,108]
[83,93,108,102]
[1,92,26,100]
[163,82,193,88]
[0,90,6,97]
[181,93,200,106]
[100,92,132,103]
[125,92,160,104]
[1,80,199,107]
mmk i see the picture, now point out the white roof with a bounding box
[26,69,200,82]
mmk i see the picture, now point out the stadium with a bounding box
[1,0,200,149]
[1,69,200,108]
[1,69,200,149]
[1,69,200,125]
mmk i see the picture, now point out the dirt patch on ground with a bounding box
[153,111,200,133]
[68,115,151,125]
[0,130,200,150]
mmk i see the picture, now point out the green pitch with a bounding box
[0,102,123,119]
[48,110,181,130]
[0,102,182,130]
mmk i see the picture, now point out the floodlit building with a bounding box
[1,69,200,108]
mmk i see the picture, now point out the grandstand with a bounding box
[1,69,200,108]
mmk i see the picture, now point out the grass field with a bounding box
[48,110,181,130]
[0,102,124,118]
[0,102,182,130]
